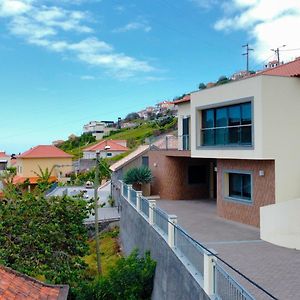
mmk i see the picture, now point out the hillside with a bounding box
[58,117,177,160]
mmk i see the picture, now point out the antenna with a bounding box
[242,43,254,73]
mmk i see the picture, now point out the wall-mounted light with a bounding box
[259,170,265,177]
[214,167,218,172]
[153,162,158,167]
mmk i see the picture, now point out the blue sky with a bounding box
[1,0,300,153]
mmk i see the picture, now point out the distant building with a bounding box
[231,70,250,81]
[265,60,280,69]
[0,151,10,171]
[52,140,64,146]
[121,122,138,129]
[83,120,116,140]
[83,140,128,159]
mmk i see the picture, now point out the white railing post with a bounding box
[127,184,132,202]
[120,180,124,197]
[203,251,217,297]
[148,200,156,225]
[136,191,142,212]
[168,215,177,248]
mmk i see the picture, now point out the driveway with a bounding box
[157,199,300,300]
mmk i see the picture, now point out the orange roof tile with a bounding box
[255,58,300,77]
[18,145,72,159]
[173,94,191,104]
[84,140,129,152]
[0,152,9,158]
[13,176,58,185]
[0,265,69,299]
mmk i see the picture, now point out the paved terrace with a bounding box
[157,199,300,300]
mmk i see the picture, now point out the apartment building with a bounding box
[146,58,300,249]
[83,120,115,140]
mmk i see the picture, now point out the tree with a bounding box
[198,82,206,90]
[216,75,231,85]
[124,167,152,185]
[124,112,140,122]
[0,193,90,288]
[33,165,55,192]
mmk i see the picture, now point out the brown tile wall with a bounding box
[148,150,210,200]
[217,159,275,227]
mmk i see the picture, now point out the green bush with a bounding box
[123,167,152,185]
[75,250,156,300]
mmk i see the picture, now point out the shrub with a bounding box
[76,250,156,300]
[123,167,152,185]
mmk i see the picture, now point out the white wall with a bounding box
[177,102,191,150]
[261,76,300,203]
[190,76,264,159]
[260,199,300,250]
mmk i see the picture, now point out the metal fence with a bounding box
[153,206,168,236]
[130,188,137,206]
[140,196,149,218]
[214,263,255,300]
[174,225,205,277]
[119,181,277,300]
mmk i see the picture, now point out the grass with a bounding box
[83,227,122,277]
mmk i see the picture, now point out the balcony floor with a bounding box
[157,199,300,299]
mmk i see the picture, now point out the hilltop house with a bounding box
[83,140,128,159]
[115,58,300,250]
[83,120,116,140]
[14,145,73,186]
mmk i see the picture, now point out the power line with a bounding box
[271,45,286,63]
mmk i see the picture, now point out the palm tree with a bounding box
[33,166,55,192]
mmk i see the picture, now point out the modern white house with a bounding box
[147,58,300,250]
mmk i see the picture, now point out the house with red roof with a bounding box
[14,145,73,186]
[0,151,10,172]
[83,140,128,159]
[0,265,69,299]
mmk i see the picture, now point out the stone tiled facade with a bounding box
[217,159,275,227]
[149,150,210,200]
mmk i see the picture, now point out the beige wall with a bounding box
[261,76,300,202]
[260,198,300,250]
[16,157,73,179]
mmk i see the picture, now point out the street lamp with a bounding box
[94,150,102,274]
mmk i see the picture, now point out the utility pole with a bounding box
[94,150,102,275]
[242,43,254,73]
[271,45,286,65]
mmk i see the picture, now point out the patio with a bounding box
[157,199,300,299]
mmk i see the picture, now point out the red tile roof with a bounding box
[0,152,9,158]
[0,265,69,299]
[84,140,129,152]
[18,145,73,159]
[256,58,300,77]
[13,176,58,185]
[173,94,191,104]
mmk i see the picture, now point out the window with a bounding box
[201,102,252,147]
[228,173,252,202]
[188,165,207,184]
[106,153,112,157]
[142,156,149,167]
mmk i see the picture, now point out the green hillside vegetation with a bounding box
[58,117,177,160]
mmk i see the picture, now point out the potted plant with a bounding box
[123,166,152,196]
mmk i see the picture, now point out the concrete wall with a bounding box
[149,150,209,200]
[217,159,275,227]
[119,196,210,300]
[260,198,300,250]
[83,150,126,159]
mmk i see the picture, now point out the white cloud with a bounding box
[80,75,95,80]
[0,0,32,17]
[113,21,151,33]
[0,0,155,78]
[214,0,300,62]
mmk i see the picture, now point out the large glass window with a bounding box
[228,173,252,201]
[201,102,252,146]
